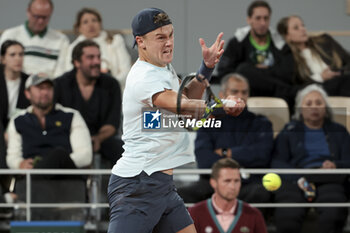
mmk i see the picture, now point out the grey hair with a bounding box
[293,84,333,121]
[220,73,250,93]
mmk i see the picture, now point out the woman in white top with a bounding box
[65,8,132,89]
[277,15,350,96]
[0,40,30,130]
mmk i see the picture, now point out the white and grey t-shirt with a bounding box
[112,59,194,177]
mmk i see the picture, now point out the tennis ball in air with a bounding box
[262,173,281,191]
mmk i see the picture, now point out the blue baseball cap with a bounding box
[132,8,172,47]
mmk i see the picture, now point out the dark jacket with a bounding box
[195,108,273,169]
[315,33,350,72]
[271,120,350,169]
[0,64,30,129]
[13,106,74,159]
[217,28,294,85]
[294,33,350,85]
[0,122,6,168]
[54,69,121,135]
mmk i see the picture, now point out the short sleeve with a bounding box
[134,69,174,107]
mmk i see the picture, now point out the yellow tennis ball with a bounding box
[262,173,281,191]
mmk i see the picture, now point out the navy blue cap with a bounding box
[132,8,172,47]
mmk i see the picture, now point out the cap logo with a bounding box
[153,12,171,26]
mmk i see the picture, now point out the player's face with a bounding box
[223,79,249,103]
[27,1,52,34]
[1,44,24,73]
[139,24,174,67]
[301,91,327,124]
[247,7,270,39]
[78,13,102,39]
[285,16,308,44]
[211,168,241,202]
[25,82,54,110]
[75,46,101,80]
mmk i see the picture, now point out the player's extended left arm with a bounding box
[184,32,225,99]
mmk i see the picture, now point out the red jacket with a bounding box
[189,199,267,233]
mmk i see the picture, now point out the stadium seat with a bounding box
[327,96,350,132]
[247,97,290,137]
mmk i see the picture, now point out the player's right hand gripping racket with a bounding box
[176,73,235,131]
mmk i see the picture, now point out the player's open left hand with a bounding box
[223,96,245,116]
[199,32,225,68]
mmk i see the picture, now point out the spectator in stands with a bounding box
[179,73,273,208]
[0,0,69,78]
[216,1,295,107]
[6,73,92,170]
[188,158,268,233]
[64,8,131,90]
[271,84,349,233]
[55,40,123,165]
[0,40,30,199]
[277,15,350,96]
[0,40,30,131]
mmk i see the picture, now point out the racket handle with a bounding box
[222,99,237,107]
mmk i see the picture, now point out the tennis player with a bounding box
[108,8,245,233]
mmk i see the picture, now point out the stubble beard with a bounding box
[82,65,101,81]
[252,28,268,39]
[34,101,53,111]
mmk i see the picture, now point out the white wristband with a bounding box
[222,99,237,107]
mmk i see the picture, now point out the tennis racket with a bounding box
[176,73,235,131]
